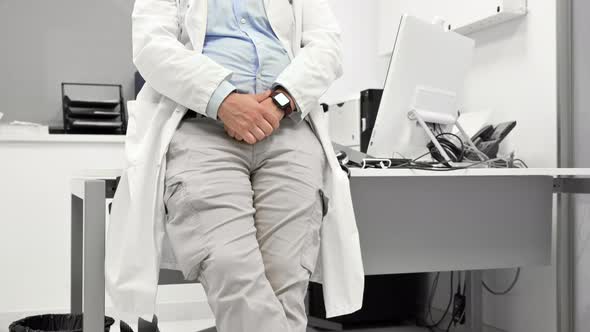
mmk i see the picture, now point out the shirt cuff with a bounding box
[206,80,236,120]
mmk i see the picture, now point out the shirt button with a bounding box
[240,18,246,24]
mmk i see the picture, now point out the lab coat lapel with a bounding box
[264,0,297,59]
[185,0,208,52]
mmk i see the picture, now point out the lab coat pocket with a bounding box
[301,190,328,275]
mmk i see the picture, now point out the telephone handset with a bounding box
[470,121,517,158]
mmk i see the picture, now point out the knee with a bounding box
[205,247,240,276]
[202,245,265,288]
[264,254,311,289]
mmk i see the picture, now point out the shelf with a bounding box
[452,0,528,35]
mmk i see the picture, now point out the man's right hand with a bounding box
[218,91,281,144]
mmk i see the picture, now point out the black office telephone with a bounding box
[469,121,517,158]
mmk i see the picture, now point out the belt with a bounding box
[182,110,205,120]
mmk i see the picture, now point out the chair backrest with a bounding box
[158,269,200,285]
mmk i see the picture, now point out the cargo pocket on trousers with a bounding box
[300,189,329,275]
[163,180,185,217]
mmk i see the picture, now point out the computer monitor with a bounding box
[367,15,475,159]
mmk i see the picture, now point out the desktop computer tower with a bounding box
[327,89,382,154]
[360,89,383,153]
[307,274,427,328]
[135,71,145,98]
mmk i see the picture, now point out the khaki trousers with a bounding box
[164,116,326,332]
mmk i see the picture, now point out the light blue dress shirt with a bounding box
[203,0,293,120]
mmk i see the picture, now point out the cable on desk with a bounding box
[514,158,529,168]
[426,272,440,324]
[408,157,506,171]
[424,272,455,331]
[391,151,432,169]
[482,268,521,296]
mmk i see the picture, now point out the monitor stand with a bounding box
[408,86,484,165]
[410,109,484,165]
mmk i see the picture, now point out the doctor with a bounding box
[106,0,364,331]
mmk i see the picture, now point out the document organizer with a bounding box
[61,83,127,135]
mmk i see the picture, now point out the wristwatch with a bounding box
[271,91,294,117]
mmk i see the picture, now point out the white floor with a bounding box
[158,319,215,331]
[157,319,428,332]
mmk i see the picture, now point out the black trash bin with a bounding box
[9,314,114,332]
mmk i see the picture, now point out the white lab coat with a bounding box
[105,0,364,321]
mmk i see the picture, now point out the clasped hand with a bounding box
[218,90,285,144]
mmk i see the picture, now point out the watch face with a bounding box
[274,93,290,108]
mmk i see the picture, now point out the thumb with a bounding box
[254,90,272,102]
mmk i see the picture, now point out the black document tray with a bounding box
[66,107,121,119]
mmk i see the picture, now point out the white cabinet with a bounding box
[327,99,361,149]
[0,135,125,313]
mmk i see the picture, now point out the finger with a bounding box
[250,127,266,141]
[235,133,244,141]
[254,90,272,102]
[224,126,234,136]
[261,110,280,130]
[242,132,257,145]
[256,118,275,136]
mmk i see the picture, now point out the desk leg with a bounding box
[467,271,483,332]
[557,193,574,332]
[305,290,343,331]
[71,195,83,314]
[83,181,106,332]
[307,317,343,331]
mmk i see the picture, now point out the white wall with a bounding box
[572,0,590,331]
[463,3,558,331]
[376,1,559,331]
[0,0,136,126]
[322,0,388,104]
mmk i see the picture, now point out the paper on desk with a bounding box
[0,120,49,135]
[9,120,44,127]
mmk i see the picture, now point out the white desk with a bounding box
[70,168,590,332]
[351,167,590,274]
[350,168,590,331]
